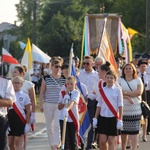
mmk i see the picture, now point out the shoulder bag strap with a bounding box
[124,78,132,91]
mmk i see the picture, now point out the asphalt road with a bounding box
[26,113,150,150]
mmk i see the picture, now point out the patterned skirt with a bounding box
[122,102,142,135]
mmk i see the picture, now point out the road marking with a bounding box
[28,127,47,138]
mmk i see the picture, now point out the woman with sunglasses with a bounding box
[39,58,66,150]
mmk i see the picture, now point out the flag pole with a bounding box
[97,17,107,56]
[61,43,73,150]
[2,61,3,76]
[68,43,74,76]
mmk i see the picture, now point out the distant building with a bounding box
[0,22,18,51]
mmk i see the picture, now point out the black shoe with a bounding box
[126,146,131,149]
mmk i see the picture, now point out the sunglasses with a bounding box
[83,62,90,65]
[54,65,62,69]
[62,65,69,69]
[13,82,22,84]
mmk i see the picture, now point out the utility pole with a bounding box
[145,0,150,52]
[32,0,37,44]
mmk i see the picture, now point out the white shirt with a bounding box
[78,82,88,98]
[10,90,31,118]
[97,84,123,117]
[21,80,34,95]
[59,89,80,122]
[138,71,150,91]
[0,77,16,116]
[79,69,99,94]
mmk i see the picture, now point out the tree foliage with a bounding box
[13,0,147,58]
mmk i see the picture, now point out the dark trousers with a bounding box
[32,81,39,95]
[146,91,150,132]
[60,120,76,150]
[0,115,8,150]
[86,99,97,149]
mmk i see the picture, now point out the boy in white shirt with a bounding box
[58,76,80,150]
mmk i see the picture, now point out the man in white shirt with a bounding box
[79,55,99,150]
[137,59,150,140]
[0,76,16,150]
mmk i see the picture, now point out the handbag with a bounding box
[141,101,150,117]
[124,78,150,117]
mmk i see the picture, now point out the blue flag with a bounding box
[71,61,91,142]
[19,41,26,50]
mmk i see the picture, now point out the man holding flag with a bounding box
[79,55,99,149]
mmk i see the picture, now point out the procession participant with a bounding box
[93,61,114,149]
[58,76,80,150]
[8,76,31,150]
[39,58,66,150]
[12,66,36,149]
[93,56,105,72]
[118,63,143,150]
[79,55,99,150]
[12,66,36,123]
[0,76,16,150]
[31,61,40,95]
[93,70,123,150]
[137,59,150,141]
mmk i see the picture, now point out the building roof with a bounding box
[0,22,16,32]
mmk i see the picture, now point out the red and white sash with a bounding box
[98,80,119,120]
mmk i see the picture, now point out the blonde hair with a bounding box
[12,76,25,83]
[66,76,76,83]
[83,55,94,62]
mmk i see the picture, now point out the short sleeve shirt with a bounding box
[0,77,16,116]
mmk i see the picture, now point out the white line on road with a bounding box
[28,127,47,138]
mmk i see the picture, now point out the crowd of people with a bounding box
[0,53,150,150]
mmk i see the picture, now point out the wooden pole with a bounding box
[61,44,73,149]
[61,116,67,150]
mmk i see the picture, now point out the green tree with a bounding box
[38,0,90,57]
[93,0,146,52]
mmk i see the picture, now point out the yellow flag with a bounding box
[128,28,138,36]
[122,23,133,62]
[25,38,32,70]
[21,38,33,80]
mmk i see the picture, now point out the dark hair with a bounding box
[99,61,111,72]
[105,70,117,80]
[62,64,69,70]
[22,66,27,72]
[73,56,79,62]
[122,63,138,79]
[14,66,25,76]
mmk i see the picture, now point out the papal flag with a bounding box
[21,38,33,80]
